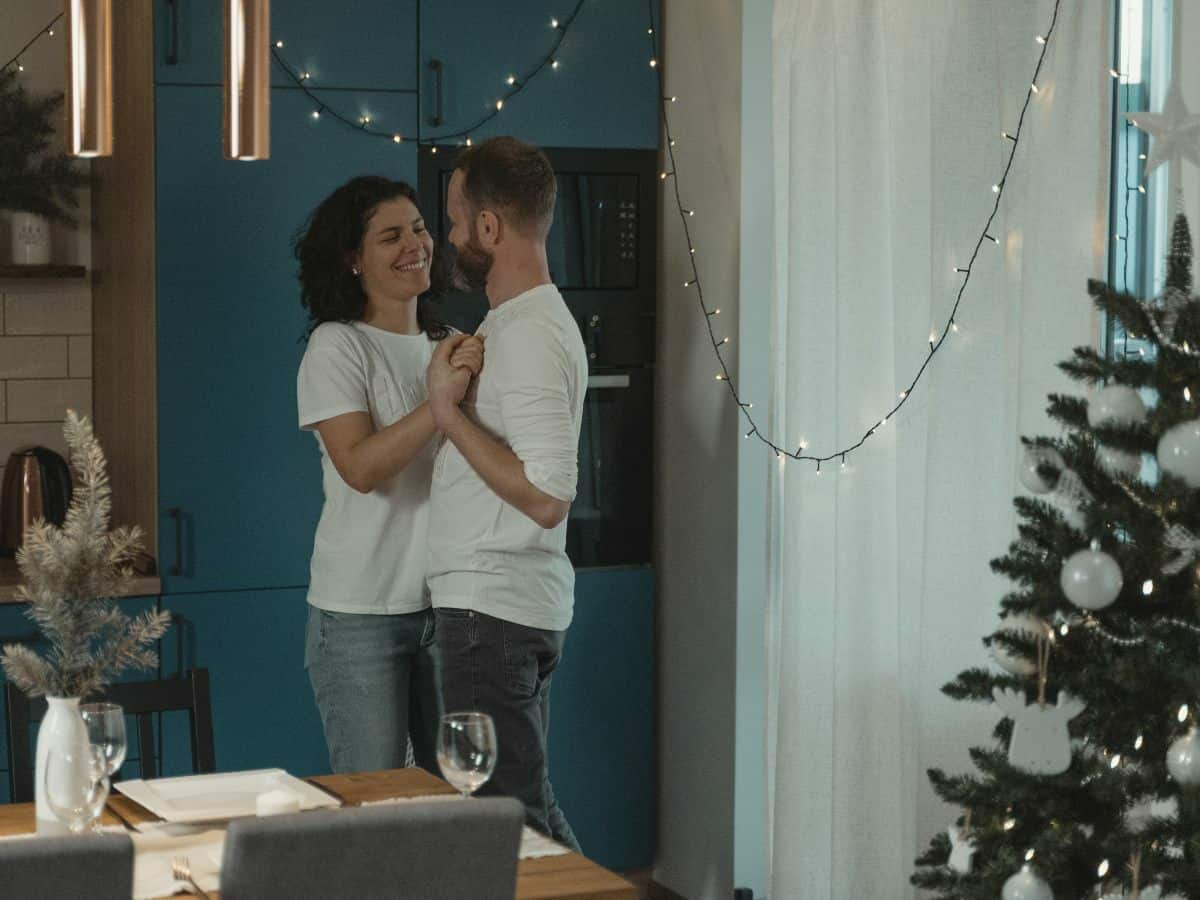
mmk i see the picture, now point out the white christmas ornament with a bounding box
[994,687,1085,775]
[1087,386,1148,428]
[1167,727,1200,785]
[1019,445,1065,494]
[1002,865,1053,900]
[1157,420,1200,487]
[1097,446,1142,480]
[989,614,1043,676]
[1100,887,1163,900]
[1126,796,1179,833]
[1060,542,1123,611]
[946,823,975,874]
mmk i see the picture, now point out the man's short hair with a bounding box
[455,137,556,238]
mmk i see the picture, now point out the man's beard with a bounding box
[450,227,493,292]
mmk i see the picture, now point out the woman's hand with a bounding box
[449,334,485,376]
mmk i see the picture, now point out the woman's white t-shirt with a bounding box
[297,320,438,615]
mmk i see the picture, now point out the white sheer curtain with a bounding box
[766,2,1110,897]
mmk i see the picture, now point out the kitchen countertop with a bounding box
[0,557,162,604]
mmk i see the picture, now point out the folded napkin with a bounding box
[129,823,224,900]
[518,826,572,860]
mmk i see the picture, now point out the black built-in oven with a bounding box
[419,147,656,567]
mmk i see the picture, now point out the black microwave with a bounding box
[418,146,656,568]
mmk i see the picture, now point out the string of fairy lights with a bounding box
[1,13,61,74]
[648,0,1065,470]
[268,0,586,149]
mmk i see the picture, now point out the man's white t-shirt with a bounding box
[427,283,588,632]
[297,320,438,615]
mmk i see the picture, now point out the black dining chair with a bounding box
[4,668,216,803]
[220,797,524,899]
[0,832,134,899]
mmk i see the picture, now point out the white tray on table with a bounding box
[114,768,341,823]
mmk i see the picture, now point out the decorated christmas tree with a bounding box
[910,213,1200,900]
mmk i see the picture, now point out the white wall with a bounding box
[654,2,741,898]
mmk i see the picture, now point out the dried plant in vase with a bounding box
[1,411,171,699]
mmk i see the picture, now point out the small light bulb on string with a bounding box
[1116,233,1126,241]
[1109,753,1122,769]
[311,110,321,120]
[275,40,284,48]
[1031,82,1040,94]
[1139,153,1147,160]
[647,27,653,34]
[799,439,808,451]
[954,266,969,274]
[690,247,696,255]
[669,139,677,147]
[551,17,560,28]
[17,61,24,72]
[708,308,722,317]
[668,95,678,103]
[1135,734,1144,750]
[660,171,671,181]
[392,134,402,144]
[683,279,695,288]
[715,374,726,381]
[684,208,695,216]
[47,27,54,36]
[718,337,731,346]
[1186,387,1193,402]
[899,391,907,399]
[360,115,372,126]
[649,58,658,68]
[951,322,959,333]
[929,329,938,348]
[1035,34,1046,44]
[1143,579,1154,596]
[1003,817,1017,831]
[992,183,1002,194]
[986,234,999,244]
[745,428,755,439]
[1098,859,1110,878]
[1138,184,1147,194]
[496,99,504,110]
[1059,622,1070,636]
[1025,849,1036,862]
[1002,131,1017,141]
[430,146,439,154]
[506,74,516,85]
[466,137,473,147]
[1179,704,1190,723]
[301,71,311,81]
[551,59,560,69]
[1110,68,1121,79]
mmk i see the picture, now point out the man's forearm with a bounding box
[438,404,569,529]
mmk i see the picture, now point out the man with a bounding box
[426,136,586,850]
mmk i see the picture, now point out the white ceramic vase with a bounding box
[11,211,52,265]
[35,696,90,834]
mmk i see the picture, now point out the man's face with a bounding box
[446,170,494,291]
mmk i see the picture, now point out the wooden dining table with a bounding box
[0,767,637,900]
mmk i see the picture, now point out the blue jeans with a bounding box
[305,606,441,775]
[435,608,580,851]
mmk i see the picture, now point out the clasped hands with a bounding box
[428,333,485,427]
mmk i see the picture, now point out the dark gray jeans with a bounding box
[434,608,580,851]
[305,606,441,775]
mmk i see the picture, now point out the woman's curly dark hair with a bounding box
[294,175,450,339]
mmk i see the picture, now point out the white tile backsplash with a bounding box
[5,292,91,335]
[6,379,92,423]
[0,336,70,378]
[69,335,92,378]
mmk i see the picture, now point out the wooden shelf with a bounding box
[0,557,161,604]
[0,265,88,279]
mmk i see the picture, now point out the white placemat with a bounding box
[0,823,126,842]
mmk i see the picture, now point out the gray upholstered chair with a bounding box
[0,832,134,900]
[220,796,524,899]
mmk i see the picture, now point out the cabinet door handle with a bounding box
[164,0,180,66]
[165,507,183,576]
[428,58,443,127]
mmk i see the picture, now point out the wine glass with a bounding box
[80,702,127,779]
[437,712,497,799]
[44,745,109,834]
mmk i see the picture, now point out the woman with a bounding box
[294,175,481,774]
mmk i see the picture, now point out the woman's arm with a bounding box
[317,404,439,494]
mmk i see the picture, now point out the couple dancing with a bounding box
[294,136,585,850]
